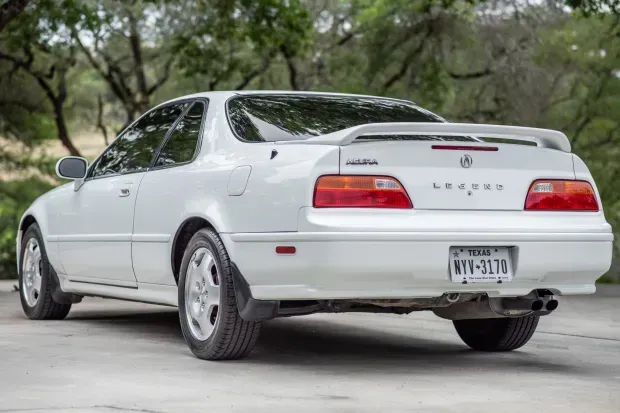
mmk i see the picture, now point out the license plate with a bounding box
[449,247,513,283]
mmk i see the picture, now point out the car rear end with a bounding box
[224,93,613,306]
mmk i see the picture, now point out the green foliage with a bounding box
[1,0,620,281]
[565,0,620,15]
[175,0,312,84]
[0,179,54,278]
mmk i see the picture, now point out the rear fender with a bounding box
[572,154,605,212]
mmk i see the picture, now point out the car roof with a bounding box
[156,90,416,108]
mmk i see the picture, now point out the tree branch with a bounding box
[146,56,174,96]
[75,33,136,121]
[335,32,354,47]
[0,99,40,112]
[382,30,430,92]
[447,68,493,80]
[280,45,299,90]
[234,53,275,90]
[380,21,435,93]
[0,47,82,157]
[571,75,609,147]
[581,124,620,150]
[0,0,29,32]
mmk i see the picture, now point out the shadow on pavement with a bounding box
[57,304,588,376]
[248,318,584,376]
[67,308,184,343]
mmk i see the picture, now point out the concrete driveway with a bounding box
[0,283,618,413]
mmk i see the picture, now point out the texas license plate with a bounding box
[449,247,513,283]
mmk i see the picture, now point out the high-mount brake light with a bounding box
[431,145,498,151]
[524,180,598,211]
[313,175,412,208]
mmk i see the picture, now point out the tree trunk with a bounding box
[128,10,149,114]
[97,94,109,146]
[53,102,81,157]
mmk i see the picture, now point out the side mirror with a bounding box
[55,156,88,180]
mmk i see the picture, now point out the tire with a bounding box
[453,316,539,351]
[19,224,72,320]
[178,228,261,360]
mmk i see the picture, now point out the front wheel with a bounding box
[178,228,261,360]
[453,316,539,351]
[19,224,72,320]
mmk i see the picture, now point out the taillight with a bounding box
[524,180,598,211]
[313,175,412,208]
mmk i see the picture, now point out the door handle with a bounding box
[119,188,131,197]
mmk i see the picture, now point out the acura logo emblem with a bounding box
[460,154,473,168]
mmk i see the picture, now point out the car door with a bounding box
[132,99,208,285]
[54,101,191,286]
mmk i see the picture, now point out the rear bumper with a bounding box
[222,230,613,300]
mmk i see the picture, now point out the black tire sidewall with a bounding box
[453,316,539,351]
[178,228,234,354]
[18,224,52,318]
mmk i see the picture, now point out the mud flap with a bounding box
[230,262,279,321]
[50,268,82,305]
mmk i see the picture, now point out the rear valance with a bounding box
[275,122,571,152]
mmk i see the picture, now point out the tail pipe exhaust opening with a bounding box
[446,293,460,303]
[546,299,559,311]
[531,300,544,312]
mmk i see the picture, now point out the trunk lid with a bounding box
[340,141,575,211]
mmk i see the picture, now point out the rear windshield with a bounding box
[227,94,468,143]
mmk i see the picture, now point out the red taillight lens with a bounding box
[313,175,412,208]
[524,180,598,211]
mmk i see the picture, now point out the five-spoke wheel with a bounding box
[22,238,43,308]
[19,223,72,320]
[178,228,261,360]
[184,248,221,341]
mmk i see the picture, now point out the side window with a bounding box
[90,102,189,178]
[154,101,205,167]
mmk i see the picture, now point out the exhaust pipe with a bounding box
[434,294,557,320]
[502,297,544,312]
[546,299,559,311]
[446,293,460,303]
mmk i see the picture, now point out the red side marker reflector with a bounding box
[431,145,498,151]
[276,246,296,254]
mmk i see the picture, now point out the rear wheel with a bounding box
[19,224,72,320]
[453,316,539,351]
[178,228,261,360]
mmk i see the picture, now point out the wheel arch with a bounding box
[20,214,38,233]
[171,216,219,284]
[16,212,41,274]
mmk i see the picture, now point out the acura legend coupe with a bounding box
[17,91,613,360]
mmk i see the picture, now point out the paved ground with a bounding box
[0,283,618,413]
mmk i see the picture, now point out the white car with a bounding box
[17,91,613,360]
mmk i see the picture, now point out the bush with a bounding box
[0,178,54,279]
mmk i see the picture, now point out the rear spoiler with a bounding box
[275,122,571,152]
